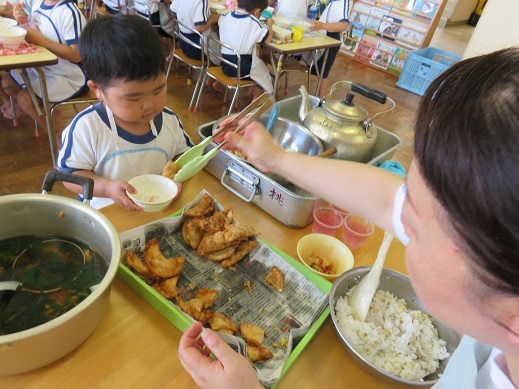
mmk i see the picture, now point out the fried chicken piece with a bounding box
[193,208,234,233]
[144,238,185,278]
[223,224,260,243]
[246,345,273,363]
[153,276,178,299]
[209,312,238,335]
[162,160,181,179]
[125,249,157,281]
[176,296,214,324]
[240,322,265,346]
[194,288,218,309]
[244,280,252,296]
[184,193,215,217]
[197,224,259,256]
[204,243,239,261]
[265,266,285,292]
[221,240,258,268]
[182,217,206,250]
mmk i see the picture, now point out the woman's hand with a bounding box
[178,322,263,389]
[222,120,285,173]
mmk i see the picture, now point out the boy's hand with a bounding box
[12,2,29,24]
[23,27,44,44]
[106,180,143,211]
[266,17,274,28]
[310,20,325,32]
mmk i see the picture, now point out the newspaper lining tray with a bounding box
[117,190,331,387]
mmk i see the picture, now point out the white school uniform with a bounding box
[102,0,120,12]
[9,0,87,103]
[132,0,160,16]
[171,0,209,37]
[276,0,310,22]
[57,102,193,208]
[218,10,273,93]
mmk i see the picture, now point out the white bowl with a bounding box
[0,17,17,26]
[0,25,26,48]
[209,3,225,11]
[297,233,354,281]
[293,20,311,31]
[272,25,292,40]
[272,15,293,29]
[127,174,178,212]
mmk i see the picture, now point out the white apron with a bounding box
[249,47,273,93]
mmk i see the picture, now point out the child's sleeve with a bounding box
[320,0,351,23]
[57,116,97,173]
[58,6,86,45]
[193,0,209,27]
[163,108,194,158]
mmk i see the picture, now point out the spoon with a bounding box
[349,230,393,322]
[265,102,280,133]
[174,96,274,182]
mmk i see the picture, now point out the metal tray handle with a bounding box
[220,162,259,203]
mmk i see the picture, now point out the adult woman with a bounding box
[178,48,519,388]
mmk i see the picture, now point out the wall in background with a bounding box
[463,0,519,58]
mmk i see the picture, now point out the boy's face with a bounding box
[88,75,168,131]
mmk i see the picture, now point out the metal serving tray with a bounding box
[197,95,401,228]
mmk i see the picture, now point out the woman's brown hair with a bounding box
[414,48,519,295]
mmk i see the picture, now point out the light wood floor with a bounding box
[0,52,420,199]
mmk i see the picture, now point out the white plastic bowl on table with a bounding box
[272,15,293,28]
[272,25,292,40]
[297,233,354,281]
[293,20,311,32]
[329,267,462,386]
[209,3,225,12]
[0,25,26,48]
[0,17,18,26]
[126,174,178,212]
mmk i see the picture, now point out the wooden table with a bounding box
[264,35,341,99]
[0,171,418,389]
[0,47,58,166]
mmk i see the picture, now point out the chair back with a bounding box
[173,18,205,64]
[205,34,243,80]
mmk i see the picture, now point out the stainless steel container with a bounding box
[197,95,401,228]
[0,173,121,375]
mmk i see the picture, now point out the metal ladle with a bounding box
[0,239,86,294]
[349,230,394,321]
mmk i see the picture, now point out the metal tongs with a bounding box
[174,93,275,182]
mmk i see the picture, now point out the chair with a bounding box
[196,34,257,115]
[269,52,314,98]
[166,18,206,112]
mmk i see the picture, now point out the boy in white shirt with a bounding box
[218,0,274,97]
[57,15,193,210]
[0,0,88,129]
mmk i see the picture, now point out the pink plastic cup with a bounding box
[341,215,374,249]
[312,207,343,235]
[330,204,349,218]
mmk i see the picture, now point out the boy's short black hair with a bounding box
[79,15,166,89]
[238,0,267,13]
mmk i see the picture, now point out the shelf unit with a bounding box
[340,0,447,76]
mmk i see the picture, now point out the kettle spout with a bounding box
[298,85,310,123]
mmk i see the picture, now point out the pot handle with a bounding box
[41,171,94,202]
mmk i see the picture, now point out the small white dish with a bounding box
[126,174,179,212]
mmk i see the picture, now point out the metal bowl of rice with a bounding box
[329,267,462,386]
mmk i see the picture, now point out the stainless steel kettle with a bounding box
[298,81,395,162]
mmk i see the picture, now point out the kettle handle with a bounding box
[321,81,396,135]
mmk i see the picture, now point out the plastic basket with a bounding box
[396,47,461,96]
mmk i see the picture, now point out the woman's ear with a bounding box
[87,80,104,100]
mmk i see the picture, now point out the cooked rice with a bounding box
[335,287,449,382]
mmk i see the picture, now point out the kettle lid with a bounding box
[324,93,368,122]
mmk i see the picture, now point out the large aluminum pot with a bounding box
[0,172,121,376]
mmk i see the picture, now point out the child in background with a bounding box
[170,0,220,61]
[0,0,88,129]
[271,0,310,22]
[102,0,121,14]
[218,0,274,97]
[132,0,174,39]
[57,15,193,210]
[304,0,351,97]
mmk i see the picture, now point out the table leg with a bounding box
[272,53,285,100]
[315,48,329,97]
[35,67,57,167]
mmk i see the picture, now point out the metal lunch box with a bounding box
[197,95,402,228]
